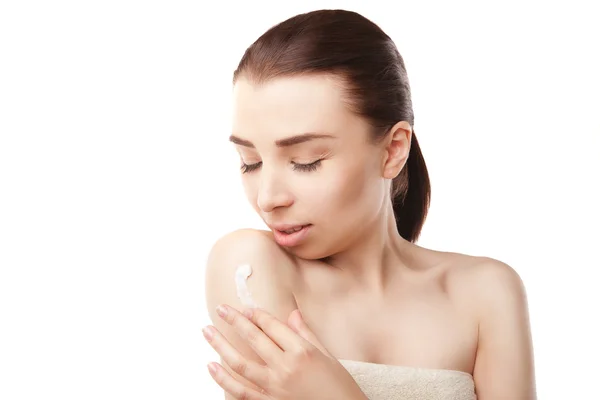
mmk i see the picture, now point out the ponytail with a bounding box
[392,131,431,242]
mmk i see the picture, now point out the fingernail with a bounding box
[207,363,217,376]
[243,308,253,318]
[216,305,227,318]
[202,326,214,341]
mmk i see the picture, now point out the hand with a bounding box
[203,304,368,400]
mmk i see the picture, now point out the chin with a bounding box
[282,243,334,262]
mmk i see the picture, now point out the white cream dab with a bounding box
[235,264,257,308]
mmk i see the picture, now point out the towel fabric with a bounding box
[339,359,477,400]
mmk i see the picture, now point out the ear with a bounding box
[381,121,412,179]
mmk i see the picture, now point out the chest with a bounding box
[295,285,478,374]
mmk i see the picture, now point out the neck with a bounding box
[322,203,415,293]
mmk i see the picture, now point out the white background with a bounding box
[1,1,598,399]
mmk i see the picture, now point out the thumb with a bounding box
[288,309,332,357]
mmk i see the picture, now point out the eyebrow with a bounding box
[229,132,335,148]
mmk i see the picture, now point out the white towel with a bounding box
[339,359,477,400]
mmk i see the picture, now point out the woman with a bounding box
[203,9,536,400]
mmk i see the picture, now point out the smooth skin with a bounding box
[204,74,536,399]
[203,304,369,399]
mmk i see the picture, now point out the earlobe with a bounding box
[382,121,412,179]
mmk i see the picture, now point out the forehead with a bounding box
[231,74,363,142]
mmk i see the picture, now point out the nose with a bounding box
[256,165,294,213]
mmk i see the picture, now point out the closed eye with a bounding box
[240,160,323,174]
[240,161,261,174]
[292,159,321,172]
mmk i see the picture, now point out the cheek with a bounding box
[313,161,381,215]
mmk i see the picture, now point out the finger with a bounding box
[208,362,268,400]
[203,325,269,388]
[245,307,304,352]
[287,309,332,357]
[216,304,283,365]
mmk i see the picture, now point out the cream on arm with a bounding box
[235,263,258,308]
[204,229,299,399]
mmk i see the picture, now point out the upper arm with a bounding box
[472,258,537,399]
[204,229,299,397]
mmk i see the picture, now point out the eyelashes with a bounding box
[240,160,322,174]
[240,162,261,174]
[293,159,321,173]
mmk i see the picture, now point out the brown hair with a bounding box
[232,9,431,243]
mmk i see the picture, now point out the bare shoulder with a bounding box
[204,228,301,395]
[204,228,299,321]
[473,257,527,299]
[446,254,528,314]
[442,253,536,398]
[409,246,528,311]
[441,253,531,327]
[442,253,525,291]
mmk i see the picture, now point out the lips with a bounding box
[281,225,306,234]
[268,224,313,247]
[269,223,311,232]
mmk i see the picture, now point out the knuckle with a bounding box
[229,311,240,326]
[245,327,260,345]
[292,344,315,363]
[238,390,250,400]
[230,359,248,376]
[213,370,225,385]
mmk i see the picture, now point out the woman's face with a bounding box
[230,74,390,260]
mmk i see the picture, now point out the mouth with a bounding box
[279,225,308,234]
[270,224,312,247]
